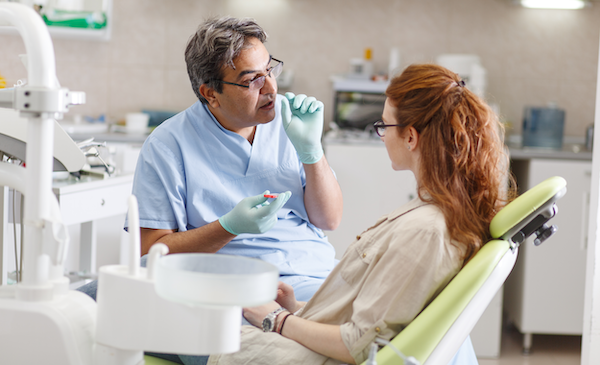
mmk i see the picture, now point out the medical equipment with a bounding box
[367,176,566,364]
[0,108,86,172]
[0,3,278,364]
[264,193,279,198]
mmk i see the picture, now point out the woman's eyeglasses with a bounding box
[373,120,403,137]
[217,57,284,91]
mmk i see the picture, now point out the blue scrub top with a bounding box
[128,95,336,279]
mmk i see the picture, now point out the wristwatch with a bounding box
[262,307,285,332]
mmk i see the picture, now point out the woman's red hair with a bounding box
[386,64,514,263]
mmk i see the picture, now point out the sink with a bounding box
[154,253,279,307]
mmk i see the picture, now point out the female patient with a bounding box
[186,63,510,365]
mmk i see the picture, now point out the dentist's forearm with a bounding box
[303,156,343,231]
[139,221,236,255]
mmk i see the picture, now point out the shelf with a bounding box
[331,77,389,93]
[0,0,112,41]
[0,24,110,41]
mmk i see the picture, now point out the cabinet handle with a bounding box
[581,191,590,251]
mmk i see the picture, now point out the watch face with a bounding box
[262,317,274,332]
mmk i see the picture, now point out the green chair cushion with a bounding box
[368,239,510,364]
[144,355,181,365]
[490,176,566,239]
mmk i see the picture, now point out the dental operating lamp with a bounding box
[0,3,278,364]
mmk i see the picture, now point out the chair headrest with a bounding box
[490,176,567,241]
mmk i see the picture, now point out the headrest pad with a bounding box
[490,176,567,239]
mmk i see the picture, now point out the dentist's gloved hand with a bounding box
[218,191,292,235]
[281,92,324,164]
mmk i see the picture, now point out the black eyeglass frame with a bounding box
[216,57,284,90]
[373,119,404,137]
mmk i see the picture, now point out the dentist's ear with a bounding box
[200,84,219,108]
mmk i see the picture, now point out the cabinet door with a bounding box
[507,159,591,334]
[324,143,417,259]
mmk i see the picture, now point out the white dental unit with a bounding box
[0,3,278,364]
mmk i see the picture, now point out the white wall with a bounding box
[1,0,599,137]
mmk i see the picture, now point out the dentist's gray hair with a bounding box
[185,16,268,104]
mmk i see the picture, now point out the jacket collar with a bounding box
[386,197,431,222]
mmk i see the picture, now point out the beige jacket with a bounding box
[209,198,464,365]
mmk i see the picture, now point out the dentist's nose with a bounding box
[261,74,277,95]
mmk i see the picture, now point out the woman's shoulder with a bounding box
[388,198,446,233]
[385,199,465,258]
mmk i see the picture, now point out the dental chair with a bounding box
[366,175,567,365]
[143,176,566,365]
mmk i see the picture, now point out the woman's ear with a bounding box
[200,84,220,108]
[406,126,420,151]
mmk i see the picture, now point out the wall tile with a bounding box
[107,65,165,118]
[109,0,168,67]
[2,0,599,137]
[559,79,597,136]
[164,67,197,111]
[56,63,110,119]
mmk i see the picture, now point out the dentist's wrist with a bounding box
[298,148,323,165]
[218,216,239,236]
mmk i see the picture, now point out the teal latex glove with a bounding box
[219,191,292,235]
[281,92,324,164]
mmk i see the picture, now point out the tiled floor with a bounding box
[478,325,581,365]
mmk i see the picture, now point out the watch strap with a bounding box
[262,307,285,332]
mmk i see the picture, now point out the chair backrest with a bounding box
[366,176,567,365]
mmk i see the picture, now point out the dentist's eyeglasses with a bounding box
[373,120,403,137]
[218,57,284,91]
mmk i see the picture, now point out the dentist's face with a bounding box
[208,37,278,132]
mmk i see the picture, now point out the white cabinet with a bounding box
[53,174,133,275]
[323,141,417,259]
[504,158,591,352]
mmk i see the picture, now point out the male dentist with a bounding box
[129,16,342,302]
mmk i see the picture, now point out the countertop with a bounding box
[324,130,593,161]
[507,143,592,161]
[69,132,148,144]
[59,122,150,144]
